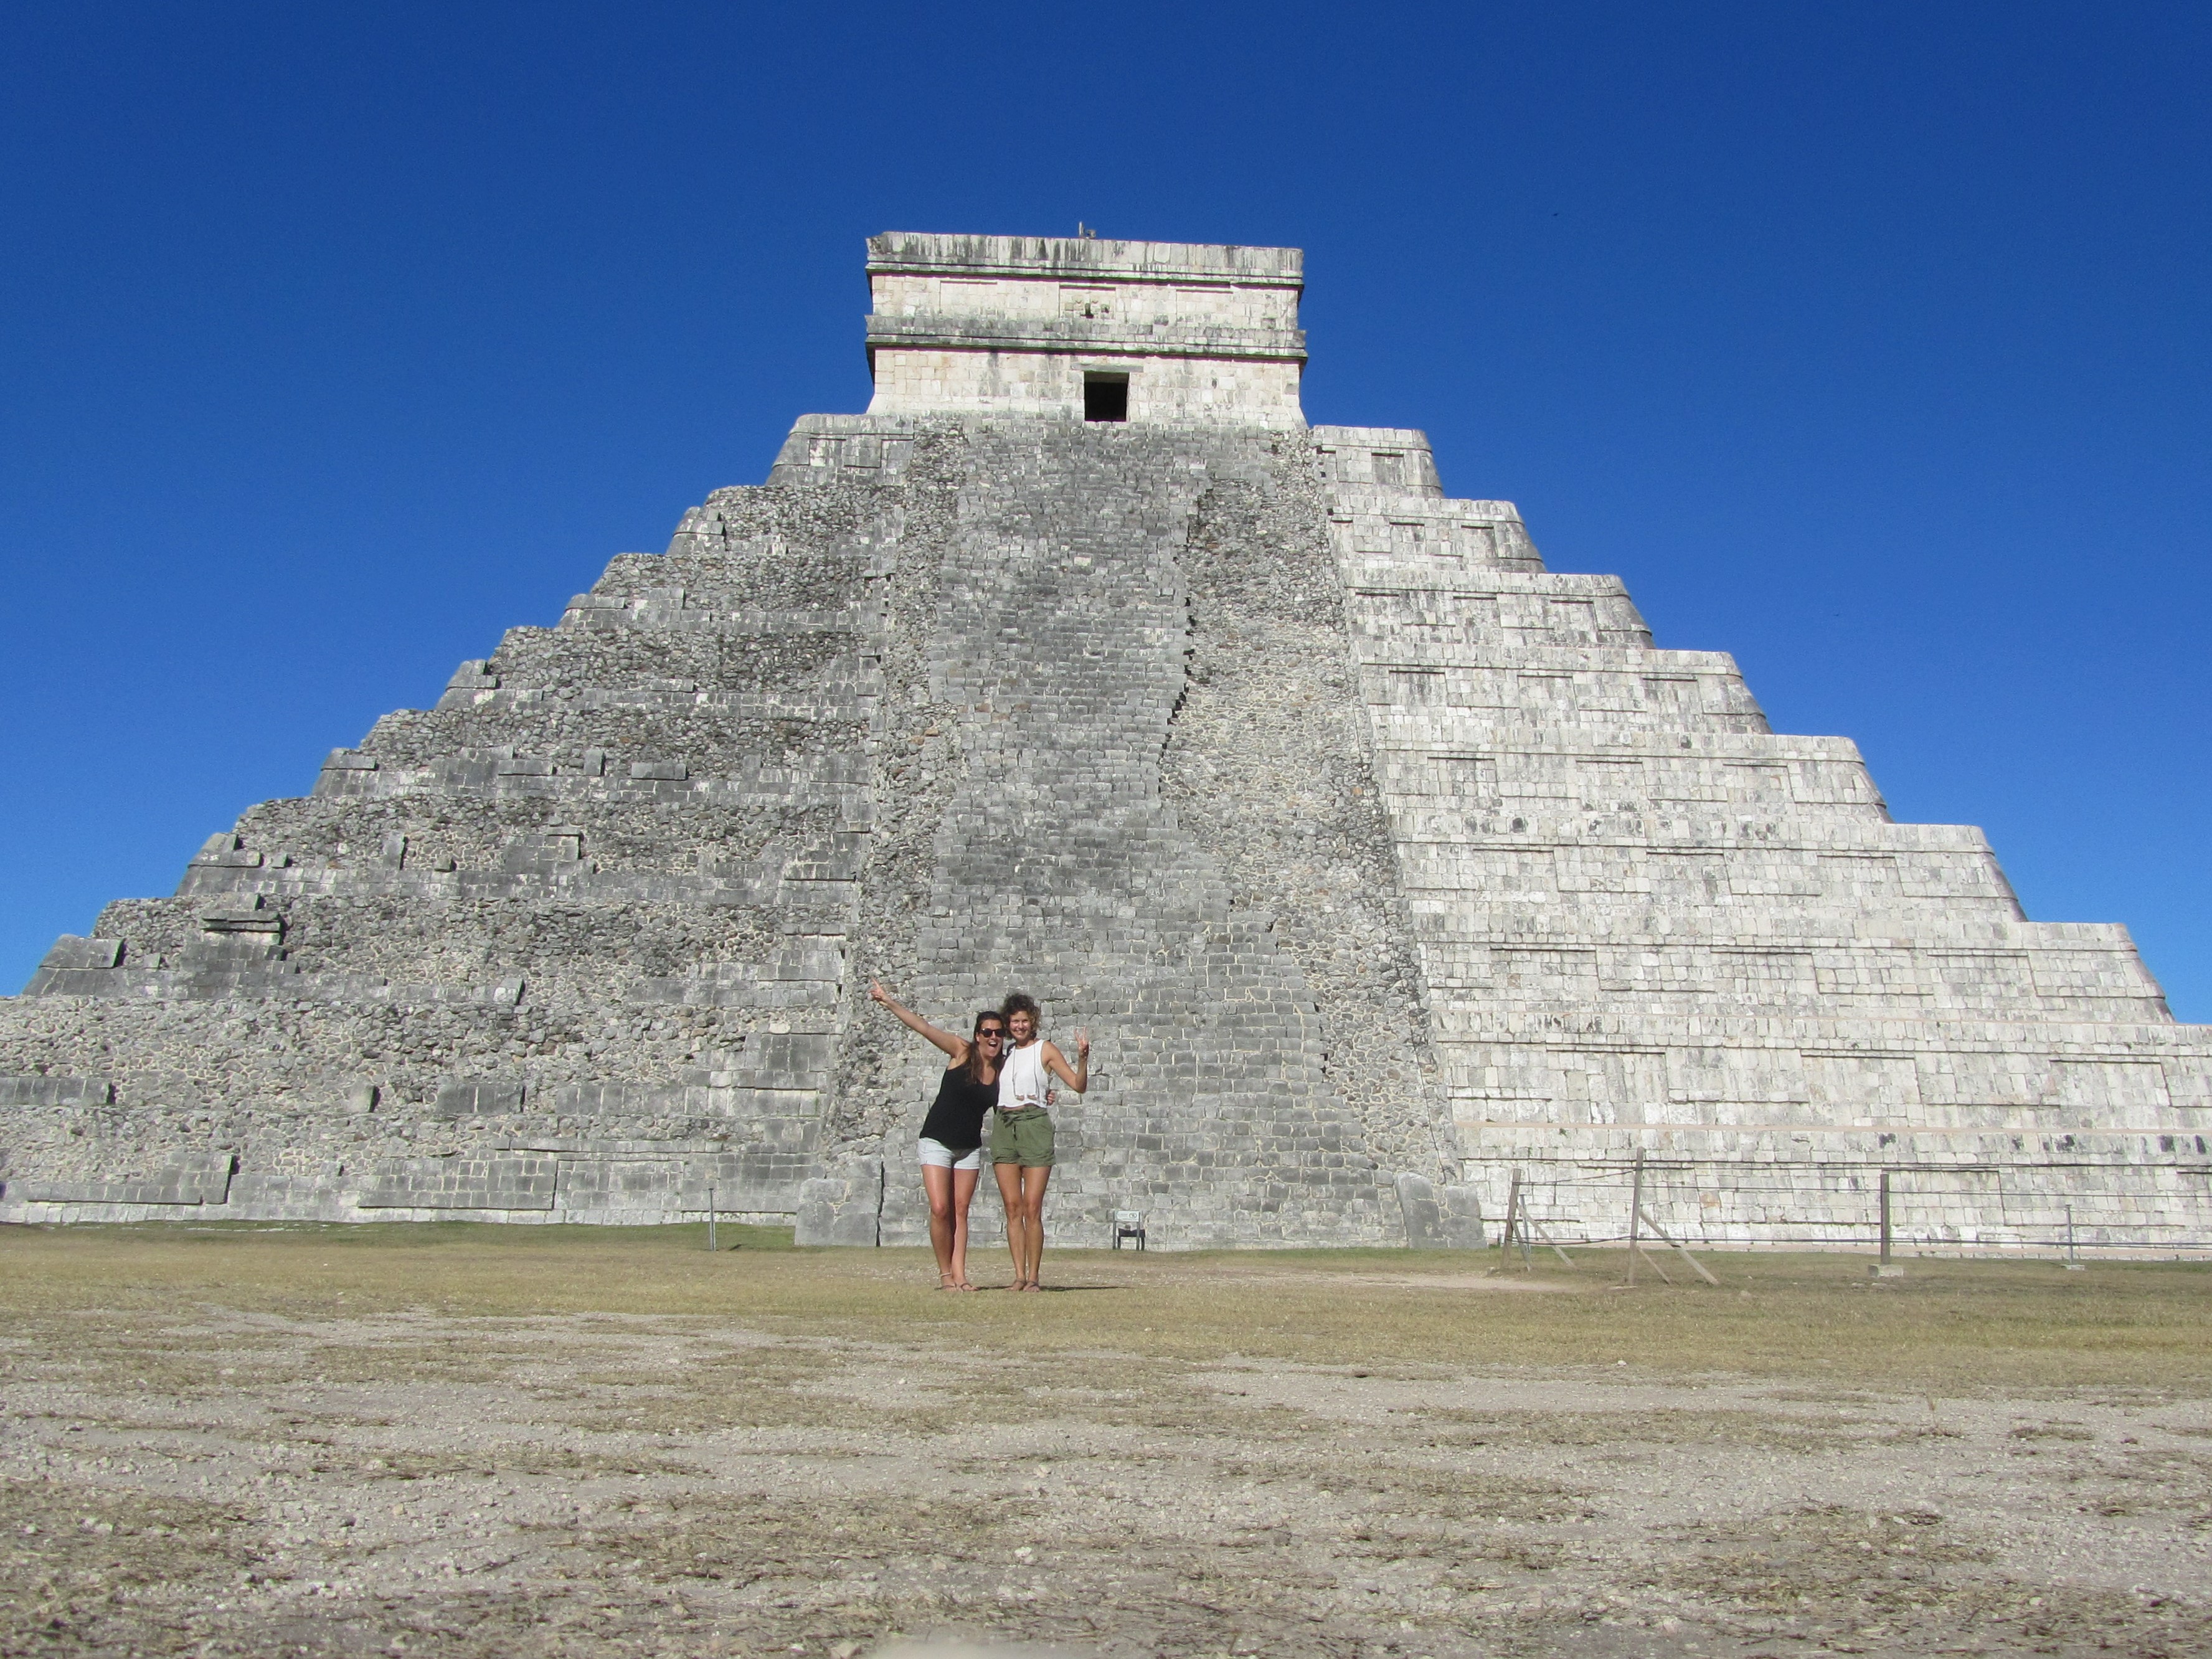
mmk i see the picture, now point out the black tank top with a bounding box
[919,1064,996,1153]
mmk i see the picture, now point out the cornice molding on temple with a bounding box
[866,231,1303,288]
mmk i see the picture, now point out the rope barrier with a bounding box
[1474,1154,2212,1254]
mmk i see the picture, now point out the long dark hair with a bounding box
[962,1009,1003,1084]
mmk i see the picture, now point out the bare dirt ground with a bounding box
[2,1226,2208,1658]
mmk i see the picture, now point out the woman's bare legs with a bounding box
[994,1163,1052,1288]
[924,1165,973,1287]
[948,1166,978,1287]
[994,1160,1031,1286]
[1018,1166,1051,1287]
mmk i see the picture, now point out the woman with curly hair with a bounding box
[991,991,1088,1291]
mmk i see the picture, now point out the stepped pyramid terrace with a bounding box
[4,231,2208,1252]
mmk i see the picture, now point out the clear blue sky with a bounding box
[4,2,2208,1017]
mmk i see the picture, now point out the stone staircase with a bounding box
[823,419,1414,1249]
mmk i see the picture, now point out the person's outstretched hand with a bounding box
[1075,1028,1090,1058]
[869,981,889,1004]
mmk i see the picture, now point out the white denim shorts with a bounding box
[917,1137,981,1171]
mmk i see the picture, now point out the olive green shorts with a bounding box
[988,1106,1055,1168]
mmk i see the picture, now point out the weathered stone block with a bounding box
[433,1080,526,1117]
[355,1155,556,1210]
[795,1159,882,1245]
[1437,1183,1485,1249]
[16,1151,235,1207]
[37,936,123,972]
[0,1074,115,1107]
[1396,1173,1442,1247]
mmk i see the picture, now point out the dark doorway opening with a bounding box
[1084,374,1129,422]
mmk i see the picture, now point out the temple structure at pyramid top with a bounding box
[863,232,1309,424]
[3,229,2207,1253]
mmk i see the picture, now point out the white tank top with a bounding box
[1000,1039,1049,1110]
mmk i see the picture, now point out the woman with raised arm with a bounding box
[869,981,1004,1290]
[991,992,1089,1292]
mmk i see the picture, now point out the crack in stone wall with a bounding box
[813,426,972,1150]
[1160,437,1456,1181]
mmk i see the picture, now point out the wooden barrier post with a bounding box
[1627,1152,1644,1286]
[1501,1169,1524,1270]
[1879,1170,1890,1265]
[1631,1199,1716,1286]
[1871,1168,1903,1277]
[707,1183,717,1254]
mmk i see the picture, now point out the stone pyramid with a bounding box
[5,232,2207,1252]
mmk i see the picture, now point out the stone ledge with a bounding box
[14,1151,235,1206]
[866,314,1305,363]
[865,232,1302,285]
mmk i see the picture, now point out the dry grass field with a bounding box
[2,1224,2208,1658]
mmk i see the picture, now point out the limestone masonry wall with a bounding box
[863,232,1307,427]
[1308,422,2212,1252]
[4,232,2207,1250]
